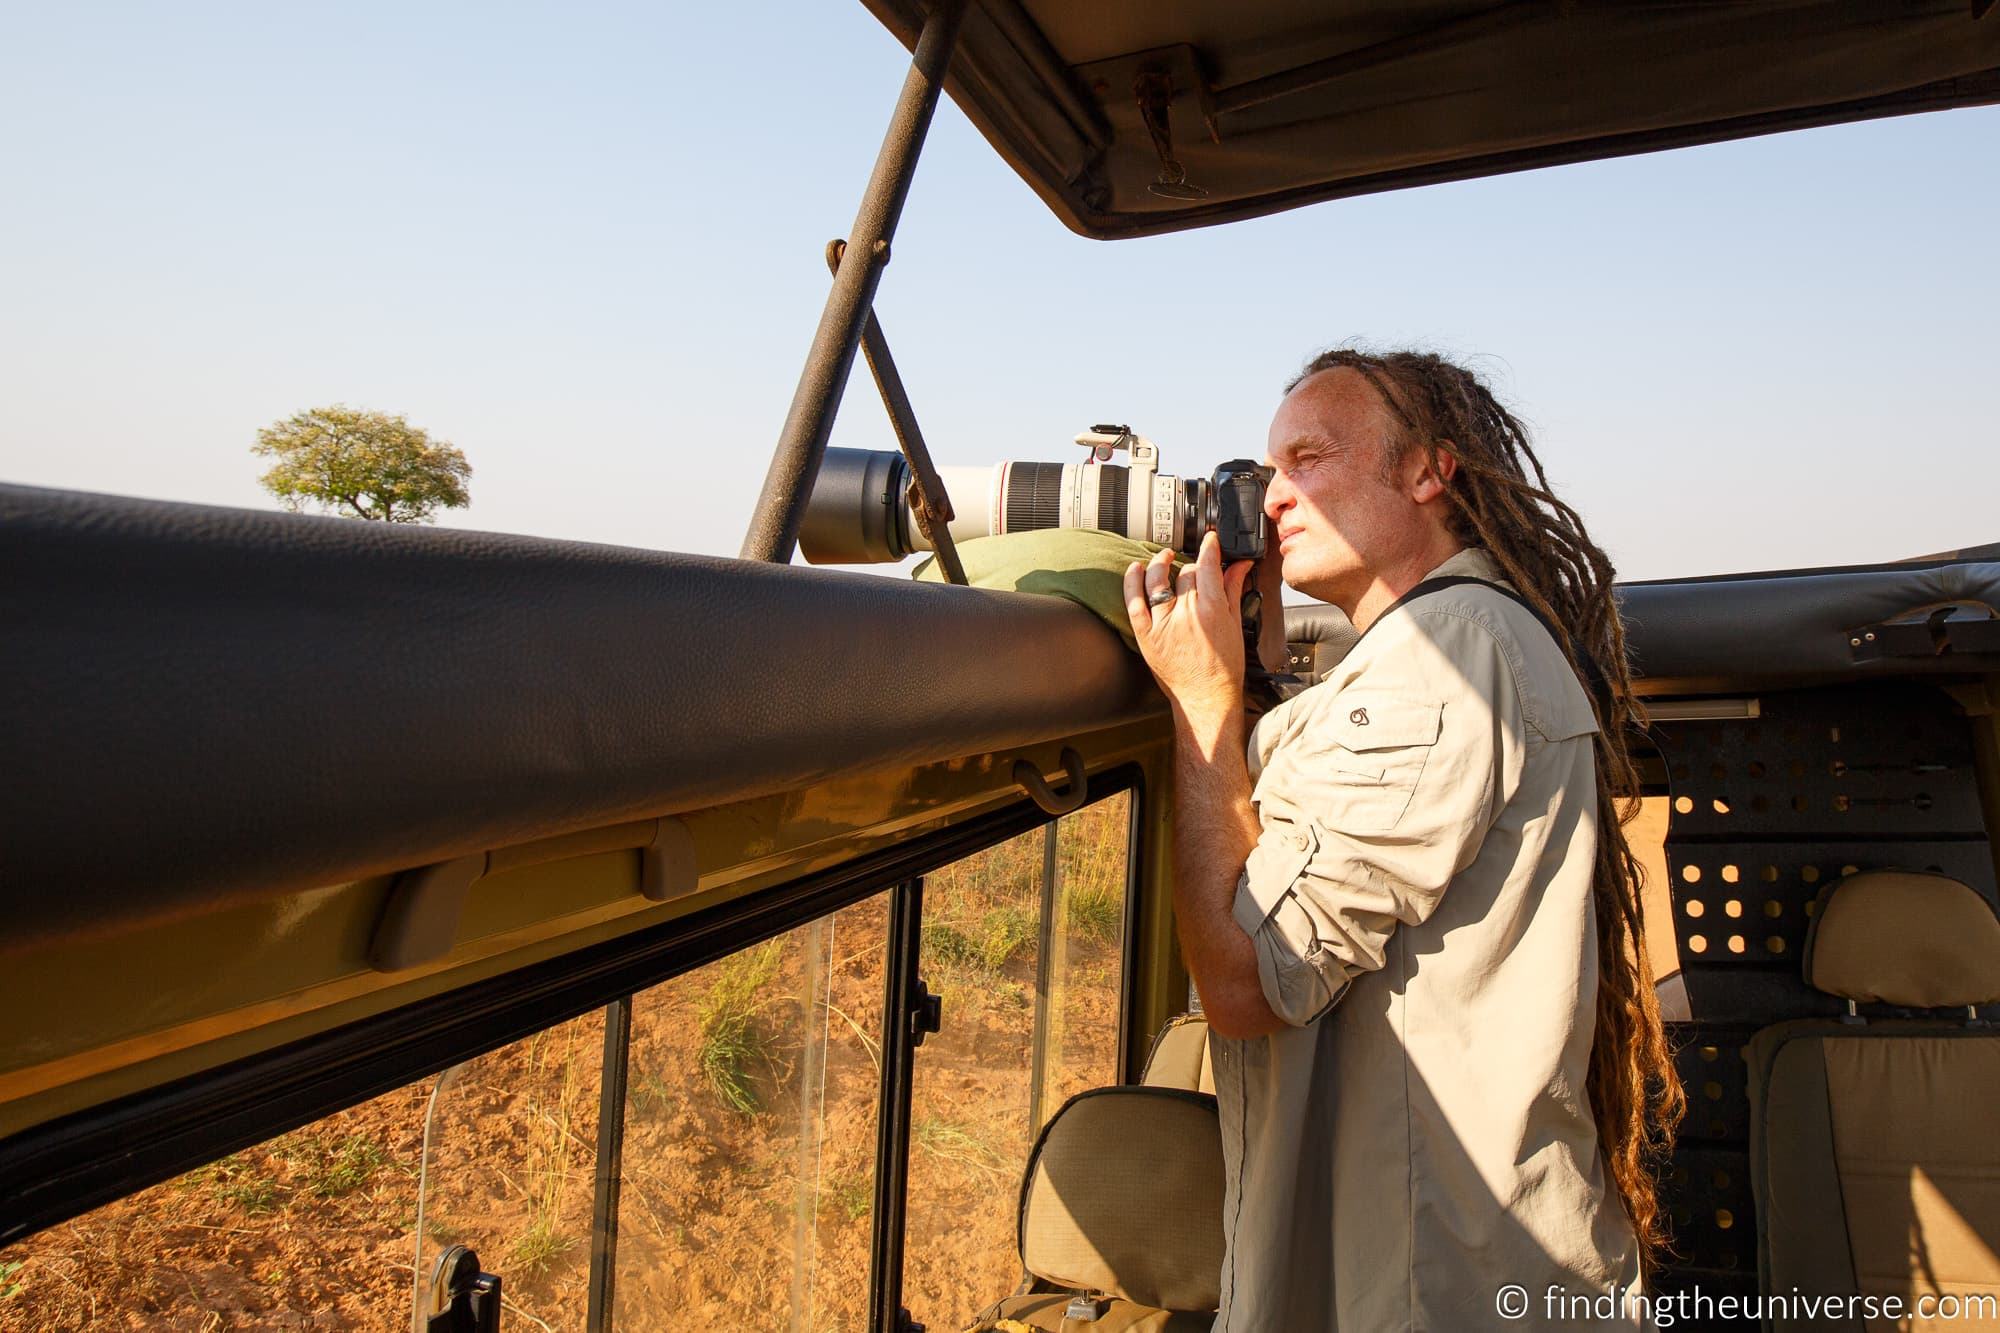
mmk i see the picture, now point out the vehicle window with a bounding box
[0,903,894,1330]
[1631,793,1679,984]
[901,792,1132,1329]
[0,822,1113,1332]
[416,1009,607,1329]
[413,900,892,1332]
[3,1057,448,1327]
[609,897,887,1332]
[1032,791,1134,1119]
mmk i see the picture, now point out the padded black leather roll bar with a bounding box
[9,474,1994,948]
[1617,562,2000,690]
[1281,558,2000,693]
[0,482,1152,950]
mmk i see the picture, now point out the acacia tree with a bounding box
[253,405,472,523]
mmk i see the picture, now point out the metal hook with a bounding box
[1014,746,1088,815]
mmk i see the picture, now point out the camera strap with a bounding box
[1240,588,1304,721]
[1374,574,1550,635]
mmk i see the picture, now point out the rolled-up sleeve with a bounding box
[1230,610,1529,1026]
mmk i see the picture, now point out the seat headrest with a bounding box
[1140,1014,1214,1094]
[1018,1086,1224,1313]
[1804,870,2000,1008]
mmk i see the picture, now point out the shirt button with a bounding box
[1288,831,1309,850]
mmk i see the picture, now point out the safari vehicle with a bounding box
[4,2,1999,1330]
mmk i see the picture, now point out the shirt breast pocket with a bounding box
[1321,690,1445,833]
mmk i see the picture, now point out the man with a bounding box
[1123,351,1677,1330]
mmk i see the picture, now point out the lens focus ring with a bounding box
[1002,462,1066,534]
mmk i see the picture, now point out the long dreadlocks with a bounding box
[1288,348,1685,1264]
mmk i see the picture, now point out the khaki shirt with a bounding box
[1212,548,1642,1331]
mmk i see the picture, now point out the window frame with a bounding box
[0,763,1146,1329]
[892,779,1144,1330]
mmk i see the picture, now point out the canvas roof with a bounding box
[861,0,2000,239]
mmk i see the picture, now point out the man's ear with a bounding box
[1409,443,1457,505]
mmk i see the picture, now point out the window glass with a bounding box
[4,1059,447,1327]
[416,1009,607,1328]
[902,792,1131,1329]
[1036,791,1133,1118]
[4,902,891,1333]
[611,895,888,1332]
[1631,794,1679,983]
[0,824,1116,1333]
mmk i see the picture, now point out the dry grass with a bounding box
[697,939,786,1114]
[497,1021,599,1290]
[913,1115,1007,1182]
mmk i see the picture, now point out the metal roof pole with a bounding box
[740,0,969,564]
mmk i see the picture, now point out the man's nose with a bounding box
[1263,469,1292,523]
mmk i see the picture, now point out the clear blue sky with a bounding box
[2,3,1994,581]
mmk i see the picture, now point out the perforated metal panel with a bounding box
[1653,683,1995,1024]
[1673,1026,1754,1147]
[1668,840,1994,969]
[1647,682,1995,1324]
[1663,1146,1758,1275]
[1656,684,1985,834]
[1656,1023,1760,1306]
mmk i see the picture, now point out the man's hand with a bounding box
[1124,532,1256,738]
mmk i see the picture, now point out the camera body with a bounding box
[1207,456,1275,562]
[799,427,1273,565]
[1071,425,1272,563]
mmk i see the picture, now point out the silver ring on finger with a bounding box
[1147,587,1175,607]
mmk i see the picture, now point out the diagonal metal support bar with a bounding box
[826,238,967,585]
[740,0,969,565]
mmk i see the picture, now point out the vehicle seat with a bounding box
[1139,1014,1214,1094]
[965,1085,1224,1332]
[1744,870,2000,1331]
[1283,602,1358,684]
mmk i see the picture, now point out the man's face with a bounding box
[1262,367,1444,606]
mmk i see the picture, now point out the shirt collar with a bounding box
[1422,546,1510,588]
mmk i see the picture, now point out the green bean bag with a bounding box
[912,529,1180,651]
